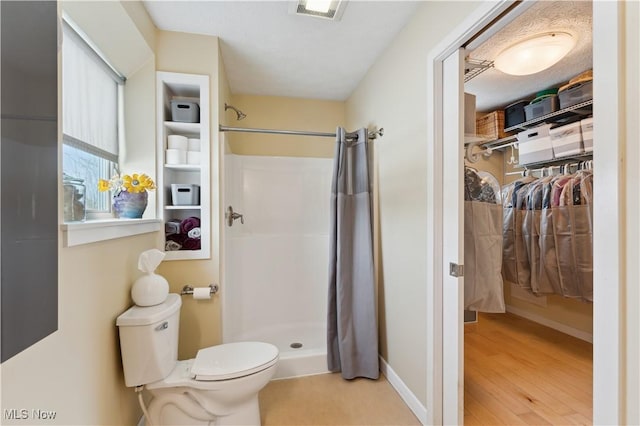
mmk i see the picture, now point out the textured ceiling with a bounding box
[143,1,420,101]
[465,0,593,113]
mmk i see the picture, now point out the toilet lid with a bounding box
[191,342,279,381]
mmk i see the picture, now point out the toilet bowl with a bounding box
[116,294,279,425]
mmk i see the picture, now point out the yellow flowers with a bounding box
[98,179,112,192]
[98,173,156,194]
[123,173,156,193]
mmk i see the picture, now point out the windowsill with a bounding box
[61,218,162,247]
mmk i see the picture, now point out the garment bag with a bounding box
[464,168,505,313]
[552,175,582,298]
[539,177,564,295]
[501,177,533,285]
[572,170,594,302]
[522,181,542,293]
[523,177,557,294]
[514,182,533,291]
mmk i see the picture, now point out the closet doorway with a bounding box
[426,0,625,424]
[463,1,594,424]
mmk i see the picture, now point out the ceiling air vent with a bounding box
[289,0,347,21]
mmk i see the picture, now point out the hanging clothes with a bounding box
[523,176,558,295]
[558,169,593,302]
[539,177,564,295]
[502,176,534,289]
[577,170,594,302]
[501,165,593,302]
[327,127,379,380]
[464,167,505,313]
[552,174,582,299]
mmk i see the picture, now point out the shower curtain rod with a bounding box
[219,125,384,140]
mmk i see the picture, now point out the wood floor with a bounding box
[259,372,420,425]
[258,313,591,425]
[465,312,593,425]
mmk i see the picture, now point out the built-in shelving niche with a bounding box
[156,72,211,260]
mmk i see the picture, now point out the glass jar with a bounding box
[63,174,86,222]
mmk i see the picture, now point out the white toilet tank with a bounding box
[116,294,182,387]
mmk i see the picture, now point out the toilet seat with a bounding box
[145,342,278,390]
[191,342,279,381]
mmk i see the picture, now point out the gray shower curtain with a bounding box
[327,127,379,380]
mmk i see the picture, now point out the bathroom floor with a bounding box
[259,373,420,425]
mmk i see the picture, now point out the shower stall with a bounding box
[223,153,333,379]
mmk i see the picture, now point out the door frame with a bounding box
[440,47,465,425]
[425,1,626,424]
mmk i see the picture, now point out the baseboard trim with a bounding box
[506,304,593,343]
[379,356,428,425]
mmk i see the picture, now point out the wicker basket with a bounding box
[476,110,508,140]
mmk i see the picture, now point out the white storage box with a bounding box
[581,117,593,152]
[517,124,554,165]
[171,184,200,206]
[550,122,583,158]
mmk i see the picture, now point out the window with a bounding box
[62,19,124,216]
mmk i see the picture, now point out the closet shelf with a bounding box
[464,58,494,83]
[164,164,201,171]
[504,100,593,133]
[476,100,593,152]
[509,152,593,172]
[464,134,492,144]
[165,205,201,210]
[164,121,201,134]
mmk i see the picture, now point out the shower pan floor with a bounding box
[229,322,329,380]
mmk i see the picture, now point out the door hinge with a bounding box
[449,262,464,277]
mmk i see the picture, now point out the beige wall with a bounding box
[1,3,159,424]
[122,57,158,218]
[504,285,593,332]
[352,1,639,420]
[345,1,483,407]
[154,30,223,359]
[226,95,345,158]
[1,235,160,425]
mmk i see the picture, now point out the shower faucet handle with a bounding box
[226,206,244,226]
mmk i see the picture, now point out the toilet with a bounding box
[116,294,279,425]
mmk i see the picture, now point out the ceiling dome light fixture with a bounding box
[494,32,576,76]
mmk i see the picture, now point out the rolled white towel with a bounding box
[165,240,182,251]
[187,227,201,239]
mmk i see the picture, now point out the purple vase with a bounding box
[113,191,148,219]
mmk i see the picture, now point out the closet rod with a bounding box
[505,160,593,176]
[219,125,384,140]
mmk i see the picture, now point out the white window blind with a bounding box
[62,19,124,213]
[62,21,120,161]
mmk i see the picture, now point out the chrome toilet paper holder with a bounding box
[180,284,219,296]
